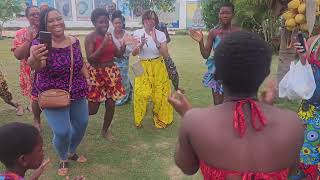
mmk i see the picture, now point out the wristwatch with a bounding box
[156,42,161,49]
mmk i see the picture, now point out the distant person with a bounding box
[169,31,304,179]
[156,22,171,43]
[106,2,117,31]
[189,2,241,105]
[40,2,49,12]
[107,2,117,17]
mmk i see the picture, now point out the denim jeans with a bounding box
[43,98,88,160]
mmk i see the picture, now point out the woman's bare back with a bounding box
[183,102,304,173]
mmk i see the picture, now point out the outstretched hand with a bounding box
[168,90,192,116]
[30,159,51,180]
[123,34,139,46]
[189,29,203,42]
[261,79,277,105]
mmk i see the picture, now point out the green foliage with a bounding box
[0,0,23,37]
[0,0,23,24]
[129,0,176,12]
[201,0,231,29]
[234,0,280,51]
[233,0,270,32]
[201,0,281,51]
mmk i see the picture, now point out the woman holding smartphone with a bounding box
[28,8,89,176]
[132,10,174,129]
[291,34,320,179]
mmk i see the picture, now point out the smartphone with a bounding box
[39,31,52,52]
[297,32,306,53]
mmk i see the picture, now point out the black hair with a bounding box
[25,6,39,17]
[111,10,123,22]
[36,7,58,38]
[0,122,40,168]
[220,2,235,13]
[141,10,159,25]
[215,31,272,94]
[91,8,109,25]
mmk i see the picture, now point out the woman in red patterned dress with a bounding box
[12,6,42,130]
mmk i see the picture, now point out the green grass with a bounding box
[0,35,298,180]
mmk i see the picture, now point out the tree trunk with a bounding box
[277,27,296,89]
[0,23,3,39]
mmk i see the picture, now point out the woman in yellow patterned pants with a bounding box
[134,58,173,128]
[0,71,24,116]
[132,10,174,128]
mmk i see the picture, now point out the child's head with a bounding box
[0,122,43,170]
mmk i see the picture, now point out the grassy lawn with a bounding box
[0,35,299,180]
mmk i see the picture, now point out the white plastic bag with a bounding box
[279,62,299,100]
[279,61,316,100]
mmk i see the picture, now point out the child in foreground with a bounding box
[0,122,84,180]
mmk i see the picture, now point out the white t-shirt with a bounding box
[108,21,114,33]
[133,28,167,59]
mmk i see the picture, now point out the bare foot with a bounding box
[16,104,24,116]
[135,124,143,129]
[27,104,33,112]
[101,131,113,141]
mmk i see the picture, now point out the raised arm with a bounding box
[12,29,36,60]
[113,39,126,58]
[174,112,199,175]
[294,35,319,65]
[85,33,109,63]
[189,29,216,59]
[132,36,146,57]
[28,44,48,72]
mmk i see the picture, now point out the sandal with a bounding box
[58,161,69,176]
[68,153,87,163]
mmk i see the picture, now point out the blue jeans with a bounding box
[43,98,88,160]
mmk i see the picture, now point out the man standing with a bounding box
[106,2,117,32]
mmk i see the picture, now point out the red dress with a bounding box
[11,28,33,100]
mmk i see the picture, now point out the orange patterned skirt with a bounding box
[87,64,125,102]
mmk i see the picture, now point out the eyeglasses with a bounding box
[28,13,40,17]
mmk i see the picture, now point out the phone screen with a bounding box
[297,33,306,53]
[39,31,52,52]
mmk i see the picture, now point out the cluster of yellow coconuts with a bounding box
[282,0,320,31]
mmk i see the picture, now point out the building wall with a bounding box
[4,0,205,29]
